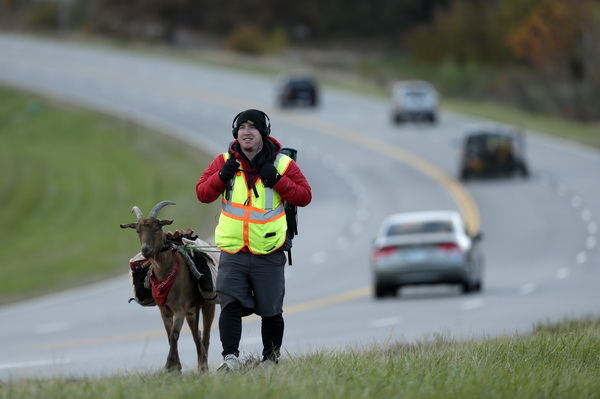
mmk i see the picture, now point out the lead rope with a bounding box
[180,244,221,253]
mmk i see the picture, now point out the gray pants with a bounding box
[216,250,286,317]
[217,250,287,360]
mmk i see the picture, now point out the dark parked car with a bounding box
[370,211,484,298]
[459,125,530,180]
[276,74,319,108]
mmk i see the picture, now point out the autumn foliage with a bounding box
[2,0,599,120]
[507,0,600,119]
[404,0,600,120]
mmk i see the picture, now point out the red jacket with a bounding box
[196,137,312,208]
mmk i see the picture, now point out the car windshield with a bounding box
[387,221,453,236]
[395,82,434,94]
[285,77,312,84]
[291,81,309,87]
[467,134,515,153]
[405,90,424,96]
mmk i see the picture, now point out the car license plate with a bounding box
[402,249,428,263]
[403,272,437,283]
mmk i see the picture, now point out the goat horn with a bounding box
[149,200,176,218]
[131,206,144,220]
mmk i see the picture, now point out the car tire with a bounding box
[374,284,396,298]
[475,280,483,292]
[461,281,475,294]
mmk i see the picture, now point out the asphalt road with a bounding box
[0,34,598,380]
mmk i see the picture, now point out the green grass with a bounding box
[0,85,219,304]
[1,316,599,398]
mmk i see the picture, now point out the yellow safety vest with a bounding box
[216,153,293,254]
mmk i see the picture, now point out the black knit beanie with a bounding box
[234,109,268,138]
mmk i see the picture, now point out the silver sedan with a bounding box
[370,210,484,298]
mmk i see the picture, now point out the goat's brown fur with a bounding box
[120,201,215,373]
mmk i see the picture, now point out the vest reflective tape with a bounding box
[221,202,285,222]
[216,153,292,254]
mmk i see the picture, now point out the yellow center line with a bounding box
[38,287,373,350]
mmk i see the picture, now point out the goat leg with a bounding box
[186,307,206,372]
[201,302,216,371]
[160,307,184,373]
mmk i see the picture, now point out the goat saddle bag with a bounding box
[128,253,156,307]
[182,237,220,304]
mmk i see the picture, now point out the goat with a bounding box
[120,200,215,373]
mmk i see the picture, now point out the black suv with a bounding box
[459,126,530,180]
[276,75,319,108]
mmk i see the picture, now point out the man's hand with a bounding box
[260,164,281,188]
[219,159,239,183]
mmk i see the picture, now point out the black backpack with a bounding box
[280,148,299,265]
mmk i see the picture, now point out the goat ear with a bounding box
[119,223,137,229]
[160,219,174,227]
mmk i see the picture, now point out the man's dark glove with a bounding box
[260,164,281,188]
[219,159,239,183]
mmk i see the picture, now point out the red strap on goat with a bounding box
[150,259,179,306]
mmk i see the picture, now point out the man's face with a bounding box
[237,122,263,153]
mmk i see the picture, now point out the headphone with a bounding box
[231,110,271,139]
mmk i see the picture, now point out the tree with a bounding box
[93,0,193,43]
[404,0,538,66]
[508,0,600,120]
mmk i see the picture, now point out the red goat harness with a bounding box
[150,258,179,306]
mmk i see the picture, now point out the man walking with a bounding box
[196,109,312,370]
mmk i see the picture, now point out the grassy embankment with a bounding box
[0,85,219,305]
[2,317,599,398]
